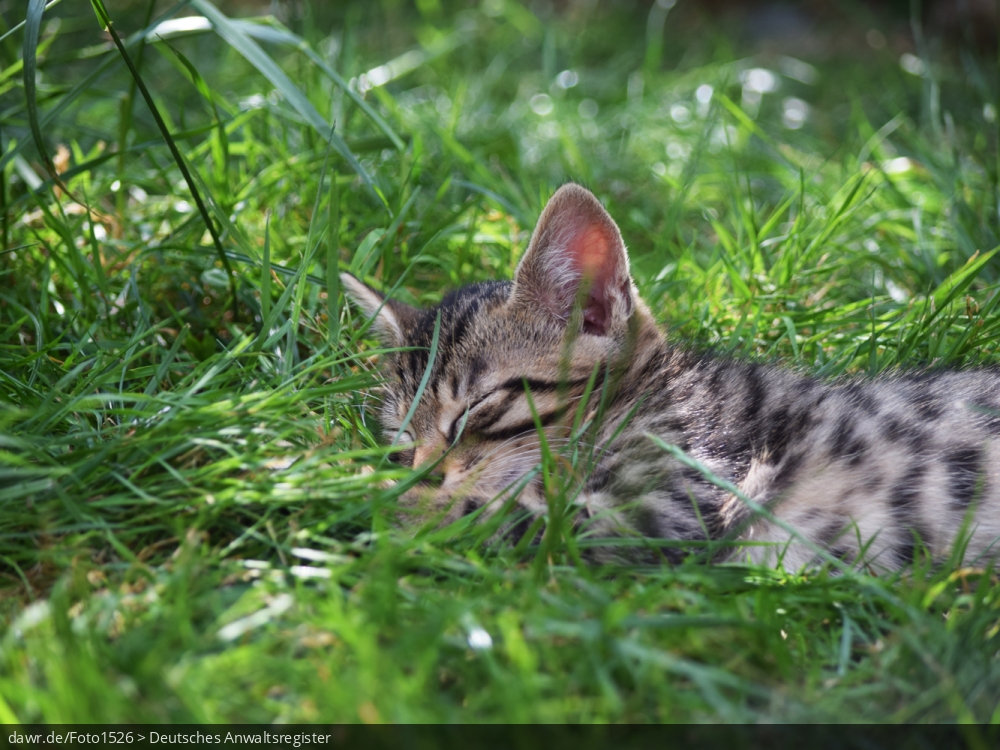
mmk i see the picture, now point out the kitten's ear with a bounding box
[341,273,419,346]
[511,183,634,336]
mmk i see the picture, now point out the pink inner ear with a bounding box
[567,224,615,335]
[515,185,633,335]
[574,225,612,277]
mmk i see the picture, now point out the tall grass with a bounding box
[2,0,1000,727]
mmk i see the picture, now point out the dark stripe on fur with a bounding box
[889,464,928,564]
[946,446,983,509]
[481,411,561,442]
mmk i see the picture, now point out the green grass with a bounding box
[3,0,1000,728]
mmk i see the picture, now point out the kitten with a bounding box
[342,183,1000,571]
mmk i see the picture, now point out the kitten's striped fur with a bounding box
[343,184,1000,571]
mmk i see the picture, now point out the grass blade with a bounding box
[22,0,56,181]
[260,210,271,334]
[327,165,341,345]
[188,0,380,204]
[0,1,192,176]
[380,310,441,467]
[230,19,404,152]
[0,0,62,45]
[89,0,237,320]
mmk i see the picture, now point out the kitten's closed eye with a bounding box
[450,391,509,443]
[447,411,468,445]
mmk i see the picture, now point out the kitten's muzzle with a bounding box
[413,443,444,469]
[409,443,450,489]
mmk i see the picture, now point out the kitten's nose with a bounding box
[413,444,443,472]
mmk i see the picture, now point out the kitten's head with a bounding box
[342,184,646,525]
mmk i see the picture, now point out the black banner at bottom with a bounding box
[0,724,986,750]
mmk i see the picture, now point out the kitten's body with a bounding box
[344,184,1000,571]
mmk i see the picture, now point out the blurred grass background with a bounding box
[3,0,1000,728]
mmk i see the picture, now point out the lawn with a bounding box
[3,0,1000,728]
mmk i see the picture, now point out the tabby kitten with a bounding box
[342,184,1000,571]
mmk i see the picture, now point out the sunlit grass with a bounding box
[2,0,1000,727]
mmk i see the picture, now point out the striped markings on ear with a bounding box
[512,183,633,336]
[341,272,415,346]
